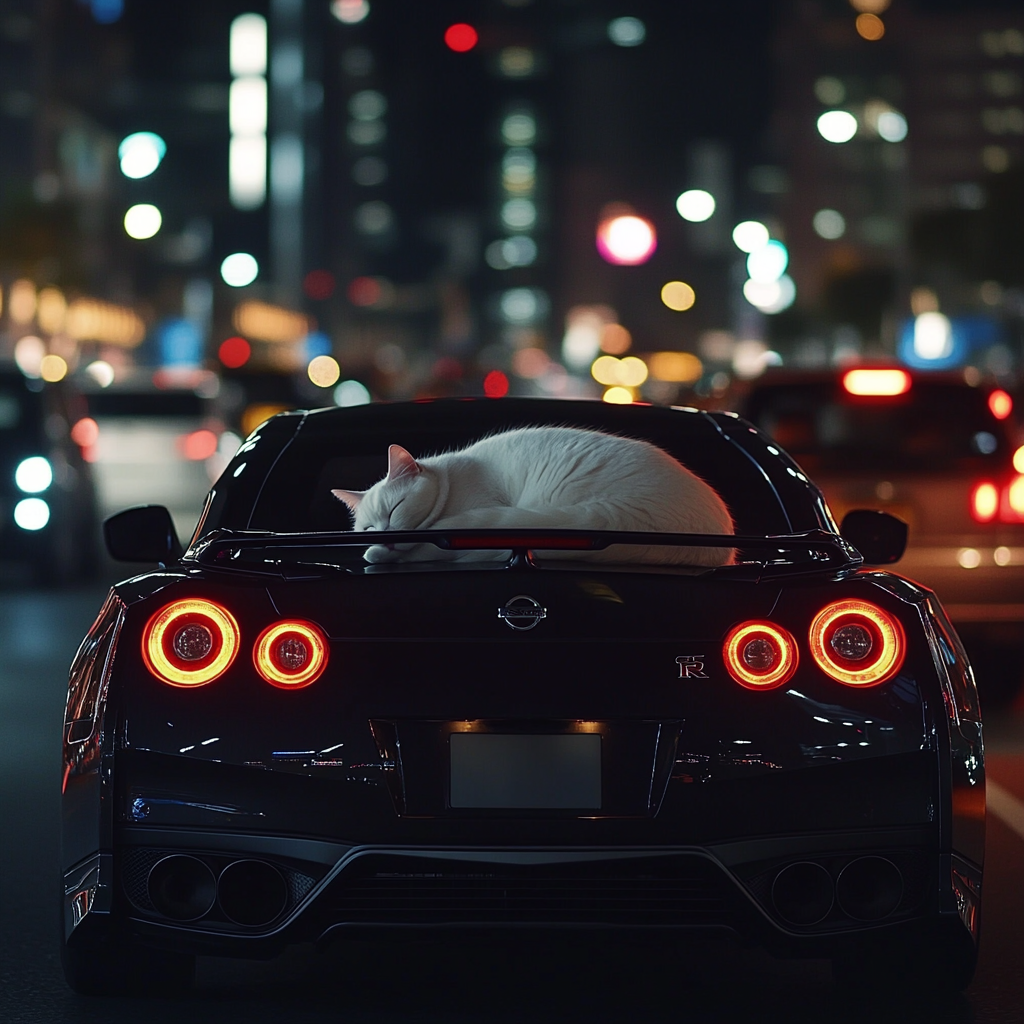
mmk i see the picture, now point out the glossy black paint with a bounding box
[60,399,985,992]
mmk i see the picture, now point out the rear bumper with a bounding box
[64,826,958,961]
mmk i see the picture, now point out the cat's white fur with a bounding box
[332,426,734,565]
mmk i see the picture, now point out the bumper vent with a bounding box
[323,854,739,927]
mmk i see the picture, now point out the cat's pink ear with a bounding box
[387,444,420,480]
[332,488,365,513]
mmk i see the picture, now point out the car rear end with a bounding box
[61,402,982,982]
[62,556,980,973]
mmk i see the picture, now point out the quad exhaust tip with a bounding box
[146,855,288,927]
[147,855,217,922]
[217,859,289,927]
[771,856,904,927]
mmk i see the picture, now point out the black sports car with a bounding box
[60,398,984,994]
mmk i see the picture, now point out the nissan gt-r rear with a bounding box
[60,399,984,995]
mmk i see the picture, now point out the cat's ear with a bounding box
[387,444,420,481]
[332,488,365,513]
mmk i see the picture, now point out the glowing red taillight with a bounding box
[142,599,240,687]
[1000,476,1024,523]
[723,621,798,690]
[808,600,904,687]
[971,481,998,523]
[253,620,328,689]
[989,389,1013,420]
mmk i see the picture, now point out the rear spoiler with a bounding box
[192,528,861,569]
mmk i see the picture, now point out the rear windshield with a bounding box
[243,406,799,539]
[742,380,1011,473]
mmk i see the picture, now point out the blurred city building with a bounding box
[767,0,1024,376]
[1,0,1021,426]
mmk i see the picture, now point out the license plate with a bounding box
[449,733,602,809]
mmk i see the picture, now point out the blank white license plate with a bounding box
[449,733,602,809]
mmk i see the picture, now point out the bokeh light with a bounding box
[746,240,789,283]
[14,498,49,531]
[444,23,478,52]
[308,355,341,388]
[14,335,45,377]
[84,361,115,388]
[181,429,219,461]
[912,312,953,361]
[675,189,715,223]
[591,355,648,387]
[348,276,384,306]
[813,209,846,239]
[661,281,696,311]
[39,354,68,382]
[70,417,99,447]
[817,110,858,143]
[118,132,166,179]
[331,0,369,24]
[501,112,536,146]
[600,323,632,354]
[855,13,885,40]
[596,214,657,265]
[218,336,252,368]
[124,203,162,239]
[647,351,702,383]
[608,17,645,46]
[876,111,907,142]
[483,370,509,398]
[220,252,259,287]
[732,220,770,253]
[849,0,890,11]
[743,275,797,314]
[990,389,1013,420]
[334,380,371,406]
[230,13,267,74]
[603,387,634,405]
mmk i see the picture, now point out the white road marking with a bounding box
[987,779,1024,844]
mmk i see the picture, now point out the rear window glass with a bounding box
[244,407,796,538]
[743,381,1010,472]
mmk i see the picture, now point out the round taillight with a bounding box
[723,621,798,690]
[142,599,240,687]
[808,599,905,687]
[253,620,328,689]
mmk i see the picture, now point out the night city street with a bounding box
[4,0,1024,1018]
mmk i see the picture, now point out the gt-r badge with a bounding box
[676,655,709,678]
[498,594,547,630]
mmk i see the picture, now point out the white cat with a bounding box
[332,426,734,565]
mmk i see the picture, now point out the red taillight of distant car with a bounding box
[253,620,328,689]
[143,599,240,687]
[808,600,904,687]
[989,389,1013,420]
[841,368,911,397]
[971,478,1024,524]
[971,481,999,523]
[723,621,799,690]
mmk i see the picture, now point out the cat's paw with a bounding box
[363,543,399,563]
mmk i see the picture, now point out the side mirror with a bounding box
[104,505,183,564]
[840,509,908,565]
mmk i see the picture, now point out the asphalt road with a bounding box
[2,585,1024,1023]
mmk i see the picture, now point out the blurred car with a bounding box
[738,367,1024,704]
[81,370,229,543]
[0,367,98,583]
[62,398,982,995]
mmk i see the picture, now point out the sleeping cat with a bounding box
[332,426,734,566]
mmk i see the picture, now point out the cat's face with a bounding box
[333,445,439,532]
